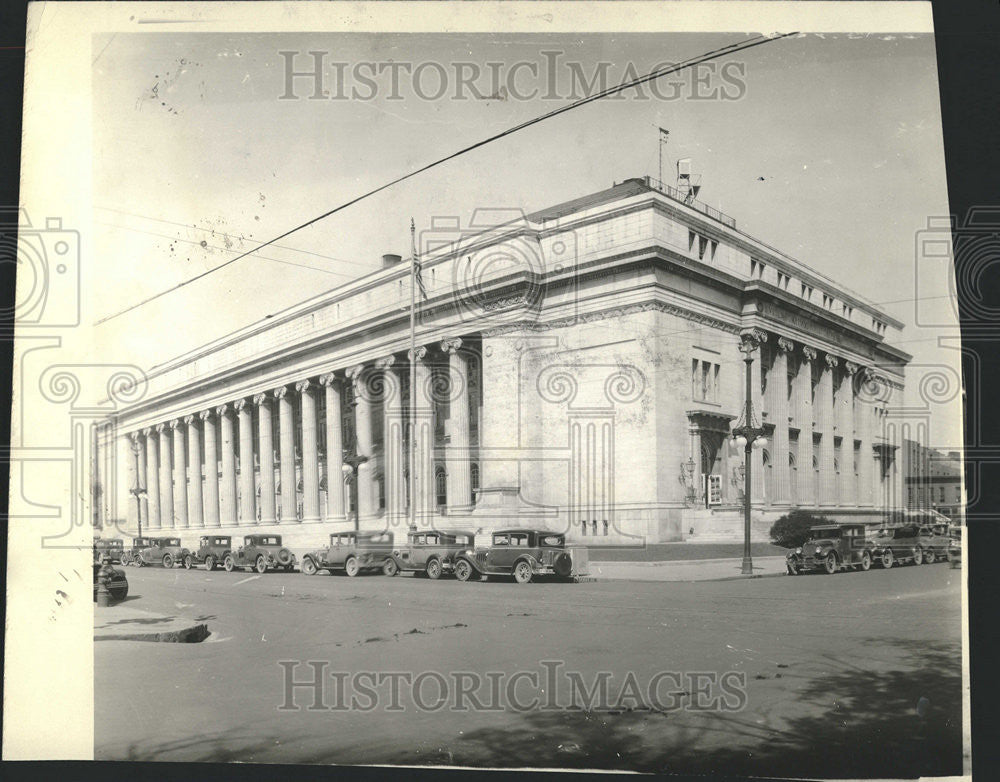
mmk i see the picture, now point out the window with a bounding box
[510,533,529,546]
[842,303,853,318]
[376,473,385,510]
[822,293,834,309]
[689,230,717,261]
[493,533,510,546]
[777,272,790,290]
[939,486,946,502]
[435,465,447,507]
[692,358,720,403]
[750,258,765,279]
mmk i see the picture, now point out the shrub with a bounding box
[769,509,836,549]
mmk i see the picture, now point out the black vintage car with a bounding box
[869,524,925,568]
[93,538,124,564]
[948,526,962,567]
[453,529,583,584]
[120,537,152,566]
[786,523,875,575]
[223,534,296,573]
[134,537,190,568]
[390,529,476,579]
[301,530,396,577]
[183,535,233,571]
[918,523,951,564]
[93,560,129,602]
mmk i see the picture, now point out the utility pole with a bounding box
[409,219,418,533]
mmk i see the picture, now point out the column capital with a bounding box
[375,355,396,370]
[215,403,230,417]
[801,345,817,362]
[273,386,288,400]
[233,398,249,413]
[844,360,860,375]
[168,418,182,430]
[183,414,196,426]
[776,336,795,353]
[407,346,428,362]
[824,353,839,369]
[319,372,338,387]
[129,430,141,443]
[345,364,365,380]
[142,427,154,438]
[252,393,269,407]
[199,409,213,422]
[155,422,168,434]
[440,337,463,355]
[739,328,768,351]
[295,379,311,394]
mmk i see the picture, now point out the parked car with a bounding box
[183,535,233,571]
[135,537,189,568]
[948,525,962,567]
[785,523,874,575]
[918,523,951,564]
[869,524,925,568]
[453,529,581,584]
[223,534,296,573]
[93,538,124,564]
[300,530,396,576]
[93,560,129,602]
[120,536,152,566]
[390,529,476,579]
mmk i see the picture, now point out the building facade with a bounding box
[902,439,964,520]
[94,176,910,551]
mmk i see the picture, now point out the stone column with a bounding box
[689,424,703,506]
[410,346,435,526]
[838,362,858,506]
[200,410,220,526]
[143,427,160,529]
[254,394,277,523]
[320,373,345,520]
[795,346,817,506]
[235,399,256,525]
[442,338,473,511]
[218,404,238,525]
[817,354,837,506]
[184,415,204,527]
[275,386,297,522]
[347,364,376,518]
[770,337,793,504]
[378,357,404,530]
[170,419,189,528]
[134,432,148,528]
[750,343,766,505]
[856,368,876,507]
[297,380,321,523]
[157,423,174,528]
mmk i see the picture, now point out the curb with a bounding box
[95,623,210,643]
[578,571,787,584]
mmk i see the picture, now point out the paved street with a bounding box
[96,563,965,777]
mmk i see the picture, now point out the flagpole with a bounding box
[409,219,417,532]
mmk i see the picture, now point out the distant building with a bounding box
[93,176,911,550]
[902,439,963,520]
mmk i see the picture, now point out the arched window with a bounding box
[435,466,447,507]
[470,462,480,492]
[376,473,385,510]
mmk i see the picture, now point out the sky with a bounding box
[90,31,961,445]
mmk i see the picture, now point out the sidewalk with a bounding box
[584,555,787,582]
[94,604,210,643]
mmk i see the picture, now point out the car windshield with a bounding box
[260,537,281,546]
[810,528,840,539]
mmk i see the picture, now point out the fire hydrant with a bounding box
[95,557,115,606]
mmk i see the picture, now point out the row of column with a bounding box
[128,338,474,531]
[758,334,884,508]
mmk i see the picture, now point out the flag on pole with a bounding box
[410,218,428,300]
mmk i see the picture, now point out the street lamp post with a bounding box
[731,329,768,576]
[129,437,147,540]
[341,394,369,532]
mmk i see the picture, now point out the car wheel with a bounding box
[860,551,871,571]
[513,560,533,584]
[882,549,894,569]
[162,553,174,569]
[183,555,193,570]
[224,555,235,572]
[255,556,268,574]
[345,557,359,577]
[912,547,923,566]
[786,560,800,576]
[426,559,442,580]
[454,559,473,582]
[382,559,398,577]
[823,553,838,575]
[924,549,936,565]
[301,557,316,575]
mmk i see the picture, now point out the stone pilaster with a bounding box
[378,357,405,531]
[817,354,837,506]
[235,399,256,525]
[170,419,188,528]
[274,386,297,522]
[838,362,858,505]
[143,427,160,529]
[856,368,876,507]
[795,346,817,506]
[346,364,376,519]
[442,338,473,511]
[184,414,204,527]
[200,410,220,527]
[770,337,794,505]
[319,373,345,520]
[254,394,277,523]
[297,380,321,523]
[410,346,435,526]
[157,423,174,528]
[217,404,238,525]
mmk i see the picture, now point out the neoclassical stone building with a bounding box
[95,176,909,550]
